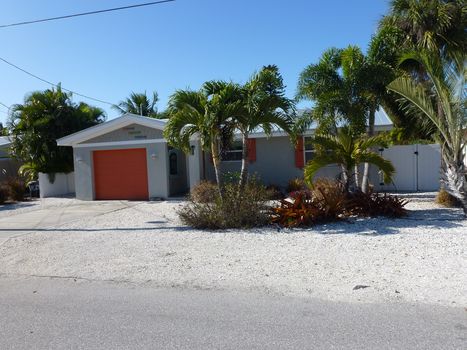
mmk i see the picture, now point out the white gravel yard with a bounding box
[0,194,465,307]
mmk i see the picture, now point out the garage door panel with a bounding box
[93,149,149,200]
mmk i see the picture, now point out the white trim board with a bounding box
[57,113,167,146]
[73,139,167,148]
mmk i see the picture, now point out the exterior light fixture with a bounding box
[190,145,195,155]
[151,153,157,160]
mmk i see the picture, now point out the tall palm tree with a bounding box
[388,51,467,214]
[114,91,159,118]
[380,0,466,66]
[303,126,395,193]
[164,81,243,192]
[236,65,295,188]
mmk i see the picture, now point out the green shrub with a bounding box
[286,178,307,194]
[190,180,218,203]
[179,181,271,229]
[435,188,461,208]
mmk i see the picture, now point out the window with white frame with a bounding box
[221,141,243,161]
[304,136,315,163]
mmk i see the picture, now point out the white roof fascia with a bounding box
[0,136,12,147]
[57,113,167,146]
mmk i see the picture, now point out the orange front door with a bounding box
[93,148,149,200]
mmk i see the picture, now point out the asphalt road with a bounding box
[0,276,465,350]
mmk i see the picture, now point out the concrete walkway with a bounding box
[0,200,131,245]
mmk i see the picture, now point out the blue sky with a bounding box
[0,0,389,125]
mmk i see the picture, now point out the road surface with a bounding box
[0,276,465,349]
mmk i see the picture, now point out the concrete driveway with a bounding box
[0,199,131,245]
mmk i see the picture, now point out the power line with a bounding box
[0,0,176,29]
[0,102,9,110]
[0,56,115,106]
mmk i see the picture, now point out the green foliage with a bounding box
[164,81,244,189]
[235,65,296,186]
[388,50,467,214]
[178,181,271,229]
[303,127,395,191]
[8,85,105,175]
[113,91,159,118]
[0,122,8,136]
[379,0,467,64]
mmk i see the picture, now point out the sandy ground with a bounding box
[0,194,465,307]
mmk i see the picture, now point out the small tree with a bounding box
[303,126,395,193]
[235,65,295,188]
[164,81,243,194]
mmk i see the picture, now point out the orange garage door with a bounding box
[93,148,149,200]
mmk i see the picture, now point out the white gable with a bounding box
[57,113,167,146]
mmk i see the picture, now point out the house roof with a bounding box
[0,136,12,148]
[247,107,393,138]
[57,113,167,146]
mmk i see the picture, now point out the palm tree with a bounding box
[236,65,295,188]
[114,91,159,118]
[387,51,467,214]
[303,126,395,193]
[164,81,243,192]
[380,0,466,66]
[298,46,392,191]
[297,47,367,136]
[8,85,105,177]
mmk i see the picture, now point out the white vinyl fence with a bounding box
[38,172,75,198]
[379,144,441,192]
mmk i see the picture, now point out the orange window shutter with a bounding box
[247,138,256,162]
[295,137,304,168]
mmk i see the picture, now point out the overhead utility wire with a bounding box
[0,0,176,29]
[0,56,114,106]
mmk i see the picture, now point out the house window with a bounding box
[169,153,178,175]
[304,136,315,163]
[222,141,243,162]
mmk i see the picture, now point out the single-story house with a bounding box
[56,111,442,200]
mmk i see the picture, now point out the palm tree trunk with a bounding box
[354,165,360,190]
[341,164,350,193]
[443,160,467,217]
[362,106,376,193]
[211,139,223,197]
[239,132,249,189]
